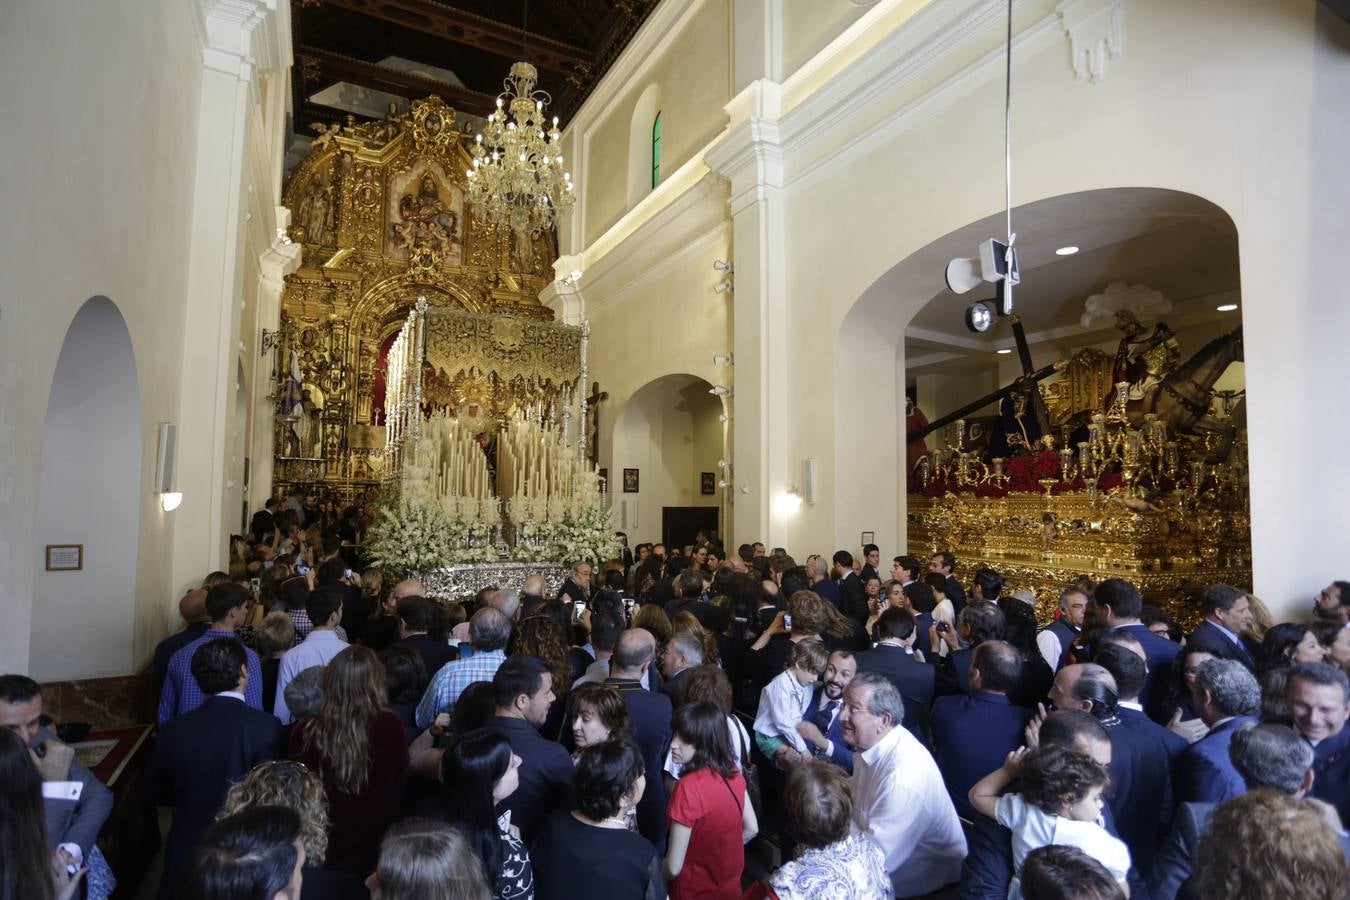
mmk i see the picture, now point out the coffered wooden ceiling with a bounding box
[291,0,658,133]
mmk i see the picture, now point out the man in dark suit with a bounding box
[465,655,573,844]
[1287,661,1350,824]
[857,608,935,741]
[901,580,938,661]
[604,628,672,849]
[930,641,1032,820]
[832,550,869,623]
[249,497,279,543]
[1177,658,1260,803]
[806,554,843,610]
[1185,584,1257,672]
[1094,637,1187,874]
[793,649,857,773]
[959,709,1150,900]
[153,588,212,702]
[659,630,702,703]
[145,638,282,899]
[935,601,1006,697]
[557,560,593,606]
[396,595,456,676]
[664,568,713,626]
[929,551,966,617]
[860,543,881,584]
[315,557,366,644]
[1151,723,1346,900]
[1094,577,1181,720]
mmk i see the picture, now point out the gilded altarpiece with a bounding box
[274,98,561,505]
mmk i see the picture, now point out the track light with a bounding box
[965,301,996,334]
[714,281,732,294]
[709,385,731,396]
[712,354,733,366]
[713,259,732,272]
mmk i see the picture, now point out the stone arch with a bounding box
[31,297,142,680]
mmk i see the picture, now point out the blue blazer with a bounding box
[1178,716,1256,804]
[1310,723,1350,826]
[607,679,672,848]
[1185,620,1256,672]
[1114,623,1183,719]
[930,691,1031,820]
[1107,706,1187,876]
[807,685,854,773]
[855,644,934,741]
[145,695,282,899]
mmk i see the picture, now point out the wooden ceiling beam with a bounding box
[315,0,591,73]
[298,46,498,116]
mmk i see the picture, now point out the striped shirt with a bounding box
[415,649,506,729]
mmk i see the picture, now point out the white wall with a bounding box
[30,300,141,680]
[562,0,1350,627]
[0,0,294,677]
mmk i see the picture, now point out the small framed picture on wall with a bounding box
[860,531,875,546]
[623,468,640,493]
[45,544,83,571]
[700,472,716,495]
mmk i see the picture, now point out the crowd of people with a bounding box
[4,514,1350,899]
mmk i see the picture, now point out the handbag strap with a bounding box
[720,773,743,813]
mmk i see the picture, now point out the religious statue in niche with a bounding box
[512,227,541,274]
[387,164,463,265]
[296,173,336,245]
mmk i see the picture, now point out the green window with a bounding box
[651,111,662,189]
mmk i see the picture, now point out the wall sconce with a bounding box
[773,488,803,517]
[709,385,731,397]
[160,491,184,512]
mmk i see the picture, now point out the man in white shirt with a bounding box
[841,671,966,896]
[274,587,349,723]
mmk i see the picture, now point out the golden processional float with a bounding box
[270,96,616,594]
[907,301,1249,629]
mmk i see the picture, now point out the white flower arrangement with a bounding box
[366,497,503,574]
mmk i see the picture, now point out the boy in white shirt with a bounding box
[753,639,828,760]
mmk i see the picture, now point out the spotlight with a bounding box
[945,238,1019,295]
[1216,303,1238,312]
[1055,246,1079,256]
[717,479,729,489]
[713,260,732,272]
[569,269,583,282]
[160,491,183,512]
[717,459,729,469]
[709,385,731,396]
[718,414,730,423]
[714,281,732,294]
[712,354,733,366]
[965,301,996,334]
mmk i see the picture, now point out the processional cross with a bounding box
[584,381,607,466]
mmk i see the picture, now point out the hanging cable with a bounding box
[1003,0,1014,249]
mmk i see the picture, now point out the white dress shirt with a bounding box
[274,629,348,724]
[754,669,815,753]
[852,723,967,896]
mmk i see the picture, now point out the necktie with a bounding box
[811,699,838,734]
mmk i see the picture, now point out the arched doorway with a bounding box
[611,374,726,548]
[839,187,1248,609]
[30,297,142,680]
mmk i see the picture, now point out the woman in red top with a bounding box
[664,700,759,899]
[290,646,409,876]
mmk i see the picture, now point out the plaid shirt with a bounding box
[158,629,265,724]
[415,648,506,729]
[286,609,348,647]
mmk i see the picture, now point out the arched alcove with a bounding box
[627,83,663,208]
[30,297,142,680]
[611,373,724,547]
[834,187,1245,565]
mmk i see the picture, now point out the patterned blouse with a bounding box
[494,811,535,900]
[769,833,893,900]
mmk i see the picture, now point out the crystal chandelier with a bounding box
[467,61,575,238]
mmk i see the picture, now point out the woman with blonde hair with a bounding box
[366,821,491,900]
[289,646,409,876]
[218,759,366,898]
[1193,790,1348,900]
